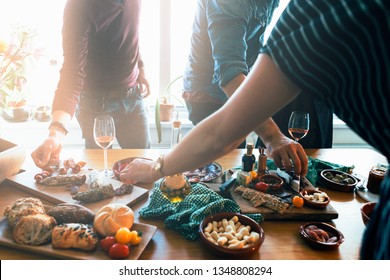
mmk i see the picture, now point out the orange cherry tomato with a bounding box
[128,230,142,245]
[115,227,132,244]
[293,196,304,208]
[249,171,258,181]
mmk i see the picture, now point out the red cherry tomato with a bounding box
[255,181,268,192]
[109,243,130,259]
[100,236,116,251]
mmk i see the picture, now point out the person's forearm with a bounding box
[254,118,284,148]
[223,73,285,148]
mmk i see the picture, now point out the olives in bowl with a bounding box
[319,169,358,192]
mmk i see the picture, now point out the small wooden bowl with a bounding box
[299,222,344,250]
[300,189,330,208]
[199,212,264,258]
[360,202,376,227]
[319,169,358,192]
[259,174,283,190]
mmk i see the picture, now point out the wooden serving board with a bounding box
[0,218,157,260]
[5,168,149,212]
[228,178,338,221]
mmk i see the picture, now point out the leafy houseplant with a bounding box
[155,75,185,143]
[0,25,40,121]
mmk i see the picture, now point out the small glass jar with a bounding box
[160,173,191,203]
[366,166,387,194]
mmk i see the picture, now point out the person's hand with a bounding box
[137,67,151,98]
[265,135,308,177]
[31,136,62,169]
[119,158,161,184]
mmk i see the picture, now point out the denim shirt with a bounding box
[183,0,279,103]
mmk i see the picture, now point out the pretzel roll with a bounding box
[93,204,134,237]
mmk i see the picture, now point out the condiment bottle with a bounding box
[257,147,267,176]
[171,112,182,148]
[160,174,191,203]
[242,143,256,172]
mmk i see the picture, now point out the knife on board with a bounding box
[219,169,239,193]
[276,168,301,193]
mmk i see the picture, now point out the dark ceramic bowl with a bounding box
[259,174,283,190]
[319,169,358,192]
[300,189,330,208]
[199,212,264,258]
[360,202,376,227]
[112,157,152,179]
[299,222,344,250]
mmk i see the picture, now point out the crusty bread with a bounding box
[47,203,95,225]
[4,197,46,228]
[51,223,99,251]
[93,203,134,237]
[13,213,57,245]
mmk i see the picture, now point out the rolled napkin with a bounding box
[139,180,263,241]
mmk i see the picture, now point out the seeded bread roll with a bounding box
[4,197,46,228]
[47,203,95,225]
[51,223,99,251]
[12,213,57,245]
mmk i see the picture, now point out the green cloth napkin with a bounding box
[264,156,354,185]
[139,180,264,241]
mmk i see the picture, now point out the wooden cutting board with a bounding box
[228,177,338,221]
[5,168,149,212]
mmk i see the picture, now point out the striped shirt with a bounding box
[261,0,390,259]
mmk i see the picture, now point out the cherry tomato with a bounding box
[100,236,116,251]
[249,171,258,181]
[292,196,304,208]
[115,227,132,244]
[255,181,268,192]
[128,230,142,245]
[109,243,130,259]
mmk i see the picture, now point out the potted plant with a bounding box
[155,75,185,143]
[0,25,41,122]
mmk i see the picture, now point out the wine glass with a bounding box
[94,116,116,177]
[288,111,310,142]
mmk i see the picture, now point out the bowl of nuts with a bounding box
[300,189,330,208]
[319,169,358,192]
[199,212,264,257]
[299,222,345,250]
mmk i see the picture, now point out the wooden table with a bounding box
[0,148,387,260]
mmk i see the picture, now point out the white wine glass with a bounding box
[94,115,116,177]
[288,111,310,142]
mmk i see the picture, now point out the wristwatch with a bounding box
[154,154,165,176]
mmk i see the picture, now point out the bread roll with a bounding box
[51,223,99,251]
[13,213,57,245]
[47,203,95,224]
[4,197,46,228]
[93,203,134,237]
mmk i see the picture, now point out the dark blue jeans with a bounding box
[76,88,150,149]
